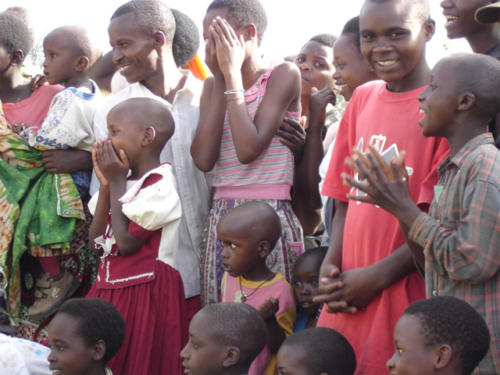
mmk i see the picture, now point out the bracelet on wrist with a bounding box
[224,88,244,96]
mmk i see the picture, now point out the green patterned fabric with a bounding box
[0,126,84,319]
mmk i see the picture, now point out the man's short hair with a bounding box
[111,0,175,45]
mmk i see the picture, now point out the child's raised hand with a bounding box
[93,140,130,184]
[92,141,109,187]
[210,17,245,77]
[309,87,336,129]
[343,145,413,217]
[278,117,306,162]
[259,297,279,320]
[204,32,222,79]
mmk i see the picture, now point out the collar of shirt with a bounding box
[438,133,494,175]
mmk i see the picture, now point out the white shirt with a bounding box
[0,333,51,375]
[91,74,212,298]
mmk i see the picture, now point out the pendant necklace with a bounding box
[239,274,275,303]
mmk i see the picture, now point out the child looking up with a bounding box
[277,327,357,375]
[191,0,303,305]
[387,297,490,375]
[295,33,336,126]
[181,302,267,375]
[218,202,296,375]
[88,97,187,375]
[294,16,378,241]
[293,247,326,331]
[47,298,125,375]
[20,26,101,320]
[343,53,500,373]
[314,0,449,373]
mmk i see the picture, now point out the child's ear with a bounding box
[74,56,89,73]
[242,23,257,43]
[434,344,452,370]
[457,92,476,112]
[10,49,24,66]
[422,19,436,42]
[142,127,156,146]
[258,240,272,259]
[222,346,240,367]
[91,339,106,362]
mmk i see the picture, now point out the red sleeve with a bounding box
[416,137,449,207]
[321,94,360,202]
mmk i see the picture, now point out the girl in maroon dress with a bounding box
[87,97,187,375]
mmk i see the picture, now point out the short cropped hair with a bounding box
[111,0,175,45]
[442,53,500,122]
[365,0,430,23]
[0,13,33,61]
[202,303,267,367]
[171,8,199,67]
[207,0,267,46]
[309,34,336,48]
[297,246,327,264]
[341,16,361,50]
[281,327,357,375]
[404,296,490,375]
[58,298,125,364]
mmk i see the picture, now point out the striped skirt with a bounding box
[200,198,304,305]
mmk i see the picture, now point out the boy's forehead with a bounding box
[360,0,425,30]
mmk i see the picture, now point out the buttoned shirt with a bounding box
[91,74,212,298]
[409,133,500,374]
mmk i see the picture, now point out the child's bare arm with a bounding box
[42,149,92,173]
[89,186,110,251]
[211,18,301,164]
[259,298,285,354]
[190,76,226,171]
[292,88,336,234]
[96,140,145,255]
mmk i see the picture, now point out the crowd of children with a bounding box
[0,0,499,374]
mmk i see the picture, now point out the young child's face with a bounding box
[417,60,458,137]
[293,256,322,316]
[217,216,262,278]
[333,33,373,101]
[441,0,490,39]
[296,40,335,96]
[359,0,432,88]
[180,311,226,375]
[47,313,96,375]
[386,314,438,375]
[106,106,145,163]
[108,12,157,83]
[277,344,311,375]
[43,33,79,86]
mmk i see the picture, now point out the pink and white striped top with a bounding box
[213,67,299,201]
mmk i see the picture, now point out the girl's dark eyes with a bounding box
[295,56,305,64]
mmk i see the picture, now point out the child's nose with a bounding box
[386,353,396,370]
[298,61,311,71]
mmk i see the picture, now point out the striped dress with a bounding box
[200,66,304,305]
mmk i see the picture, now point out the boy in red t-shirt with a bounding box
[313,0,449,373]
